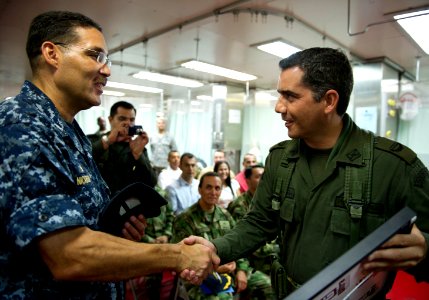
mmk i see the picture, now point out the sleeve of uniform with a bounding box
[212,145,282,263]
[403,158,429,282]
[1,129,89,249]
[374,140,429,282]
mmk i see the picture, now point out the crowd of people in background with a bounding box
[87,103,270,299]
[3,10,427,300]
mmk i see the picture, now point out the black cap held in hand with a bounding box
[99,182,167,236]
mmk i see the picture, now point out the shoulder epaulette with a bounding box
[269,140,288,152]
[269,139,297,153]
[374,137,417,165]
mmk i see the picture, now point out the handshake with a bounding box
[177,235,220,285]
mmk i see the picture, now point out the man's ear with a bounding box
[40,41,61,68]
[323,89,339,114]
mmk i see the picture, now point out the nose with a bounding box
[100,63,111,77]
[275,96,287,114]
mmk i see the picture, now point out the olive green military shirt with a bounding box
[213,113,429,287]
[228,191,280,274]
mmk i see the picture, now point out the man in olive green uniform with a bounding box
[183,48,429,298]
[172,172,273,299]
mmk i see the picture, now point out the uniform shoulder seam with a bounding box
[269,140,292,152]
[374,137,417,164]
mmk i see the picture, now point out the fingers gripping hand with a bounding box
[178,240,220,285]
[235,270,248,293]
[363,224,427,272]
[217,261,236,274]
[182,235,217,252]
[122,214,147,241]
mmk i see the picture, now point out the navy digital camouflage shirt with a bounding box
[0,81,118,299]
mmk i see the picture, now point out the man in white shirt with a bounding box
[158,150,182,190]
[166,153,200,215]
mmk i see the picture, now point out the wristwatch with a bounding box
[101,135,110,146]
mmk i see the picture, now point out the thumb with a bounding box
[182,235,197,245]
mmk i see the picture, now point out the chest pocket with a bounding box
[332,193,386,239]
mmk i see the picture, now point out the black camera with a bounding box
[128,125,144,136]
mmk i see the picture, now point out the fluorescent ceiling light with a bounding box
[255,40,301,58]
[132,70,204,88]
[106,81,163,94]
[103,90,125,97]
[255,91,278,101]
[196,95,213,101]
[181,60,257,81]
[394,10,429,54]
[139,103,153,108]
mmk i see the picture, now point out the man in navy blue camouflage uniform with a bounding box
[0,11,218,299]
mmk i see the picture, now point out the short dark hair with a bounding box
[168,150,179,158]
[278,47,353,116]
[180,152,195,164]
[26,11,102,71]
[199,171,220,188]
[214,149,225,155]
[244,164,264,179]
[109,101,136,117]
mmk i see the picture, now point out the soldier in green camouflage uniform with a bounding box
[173,172,272,299]
[228,165,276,299]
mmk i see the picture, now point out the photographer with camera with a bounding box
[92,100,157,194]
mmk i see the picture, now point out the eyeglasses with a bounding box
[54,42,112,68]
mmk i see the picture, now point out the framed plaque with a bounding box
[285,206,417,300]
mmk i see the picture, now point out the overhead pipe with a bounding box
[109,0,252,55]
[109,0,357,61]
[347,0,429,36]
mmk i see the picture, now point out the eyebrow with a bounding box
[277,89,300,98]
[86,46,107,54]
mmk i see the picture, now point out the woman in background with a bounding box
[214,160,240,208]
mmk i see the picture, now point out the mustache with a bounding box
[95,78,107,86]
